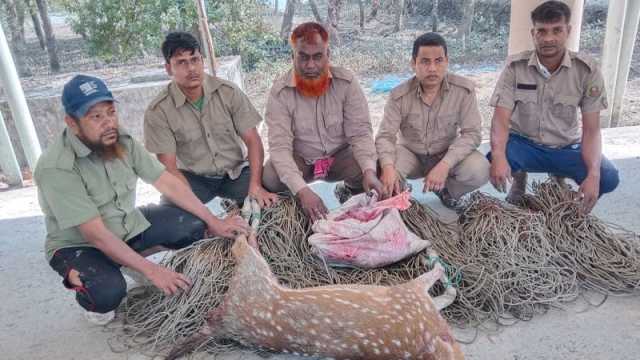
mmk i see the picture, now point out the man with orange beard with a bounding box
[263,22,384,222]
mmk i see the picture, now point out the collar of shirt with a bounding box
[415,73,450,104]
[529,49,572,79]
[169,74,222,108]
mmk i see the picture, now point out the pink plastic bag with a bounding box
[308,191,431,268]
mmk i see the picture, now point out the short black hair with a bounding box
[412,32,447,60]
[531,1,571,24]
[161,32,201,63]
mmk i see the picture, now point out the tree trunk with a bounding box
[2,0,30,75]
[431,0,439,32]
[358,0,364,30]
[309,0,323,23]
[34,0,60,72]
[16,0,26,46]
[327,0,342,44]
[393,0,406,32]
[28,0,45,50]
[368,0,381,22]
[2,0,25,50]
[279,0,296,42]
[459,0,476,54]
[274,0,278,15]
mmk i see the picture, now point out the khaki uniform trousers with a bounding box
[395,144,489,199]
[263,145,364,194]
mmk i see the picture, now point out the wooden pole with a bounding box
[195,0,216,75]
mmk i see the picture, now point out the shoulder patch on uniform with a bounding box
[572,51,596,72]
[447,73,475,92]
[330,66,355,82]
[390,77,418,100]
[587,84,602,98]
[147,86,171,110]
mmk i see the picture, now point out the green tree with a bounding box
[60,0,183,61]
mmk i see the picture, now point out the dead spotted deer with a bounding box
[167,233,464,359]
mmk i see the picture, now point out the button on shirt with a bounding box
[490,50,608,147]
[35,128,166,261]
[376,73,482,168]
[144,74,261,179]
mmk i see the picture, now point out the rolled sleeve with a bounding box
[580,67,608,114]
[442,89,482,168]
[230,86,262,136]
[143,107,177,155]
[266,88,307,195]
[343,78,377,172]
[375,96,402,167]
[37,168,100,230]
[129,138,166,184]
[489,64,516,110]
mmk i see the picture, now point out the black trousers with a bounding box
[48,204,205,313]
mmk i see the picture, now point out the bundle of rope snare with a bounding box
[117,197,454,355]
[522,180,640,294]
[402,194,579,326]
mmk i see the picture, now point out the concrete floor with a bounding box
[1,126,640,360]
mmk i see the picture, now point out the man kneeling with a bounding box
[376,33,489,209]
[262,22,383,221]
[35,75,249,323]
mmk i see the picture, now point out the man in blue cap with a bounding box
[34,75,249,324]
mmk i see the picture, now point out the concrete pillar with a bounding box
[0,23,41,169]
[600,0,627,128]
[610,1,640,128]
[508,0,584,55]
[0,110,23,186]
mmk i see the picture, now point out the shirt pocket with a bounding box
[175,124,202,145]
[400,112,424,142]
[434,113,458,143]
[551,95,580,121]
[292,108,315,136]
[514,90,540,135]
[324,111,344,138]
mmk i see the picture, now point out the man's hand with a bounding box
[297,187,328,222]
[579,174,600,214]
[423,160,450,193]
[206,215,250,238]
[362,169,386,198]
[249,184,279,208]
[380,165,401,198]
[490,155,512,193]
[143,263,191,296]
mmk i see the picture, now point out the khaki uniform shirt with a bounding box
[490,50,607,147]
[265,66,377,194]
[35,128,165,261]
[144,74,261,179]
[376,73,482,168]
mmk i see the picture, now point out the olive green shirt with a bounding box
[35,128,165,261]
[144,74,261,179]
[490,50,607,147]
